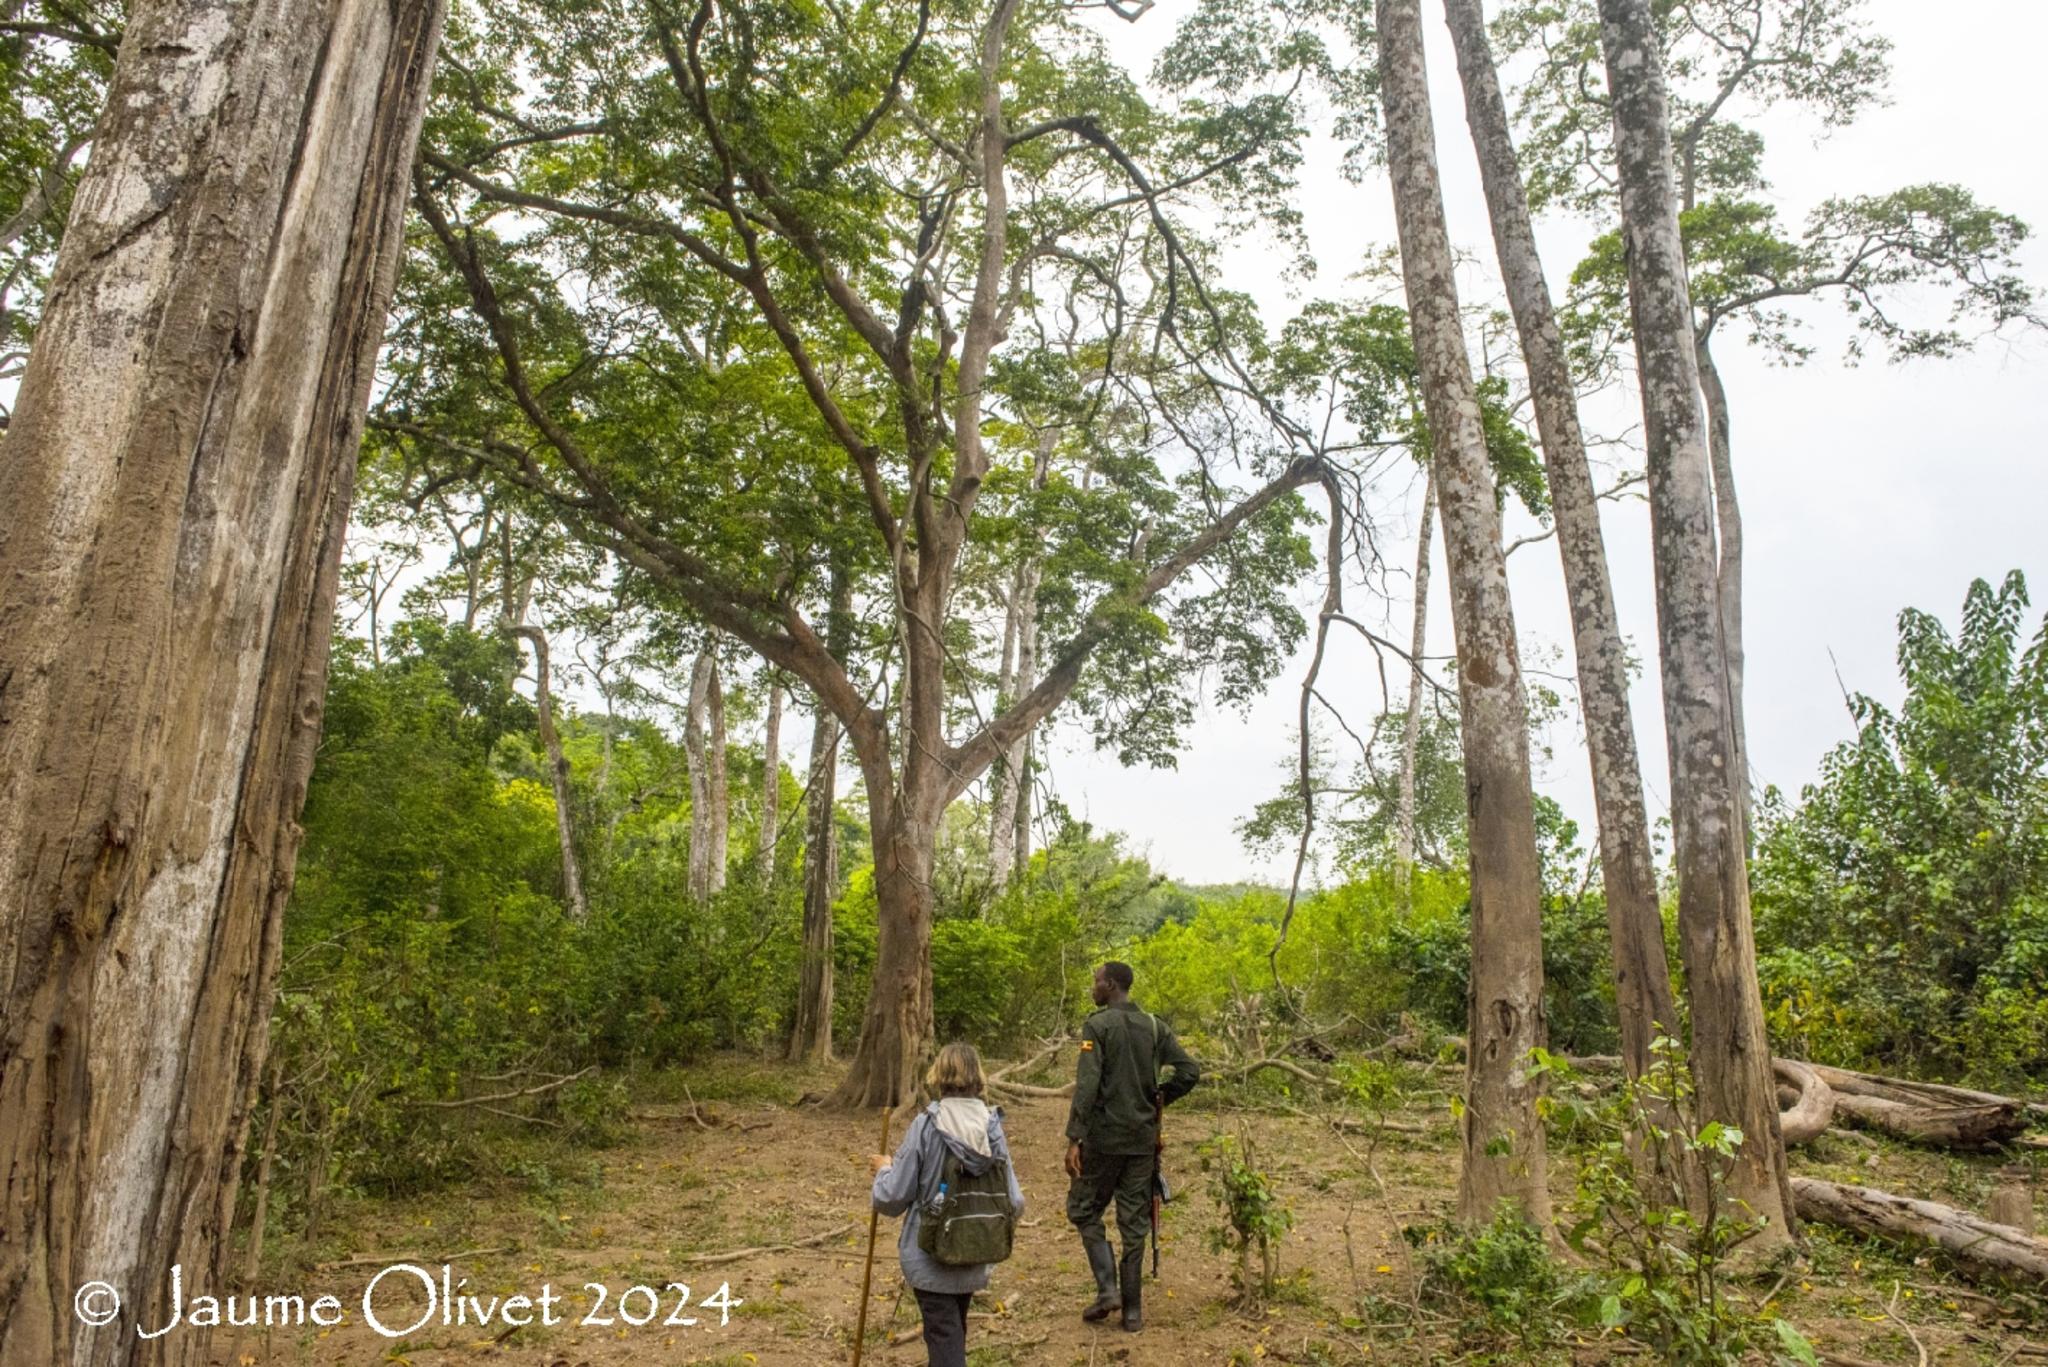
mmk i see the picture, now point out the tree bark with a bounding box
[1443,0,1681,1085]
[1791,1179,2048,1286]
[511,626,586,920]
[759,678,782,880]
[0,0,445,1358]
[988,430,1053,888]
[1378,0,1551,1228]
[707,655,729,895]
[829,798,938,1107]
[1594,0,1794,1248]
[790,565,853,1065]
[686,649,714,902]
[1395,465,1435,916]
[1695,333,1752,844]
[789,703,839,1064]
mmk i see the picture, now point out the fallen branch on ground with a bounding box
[316,1245,514,1271]
[415,1065,596,1110]
[986,1078,1074,1099]
[1791,1177,2048,1286]
[1214,1056,1342,1091]
[679,1222,857,1267]
[990,1038,1068,1083]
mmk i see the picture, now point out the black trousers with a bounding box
[912,1288,974,1367]
[1066,1147,1155,1255]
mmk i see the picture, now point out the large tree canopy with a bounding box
[371,0,1350,1101]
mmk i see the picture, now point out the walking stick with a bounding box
[851,1102,894,1367]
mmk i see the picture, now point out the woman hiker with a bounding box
[870,1042,1026,1367]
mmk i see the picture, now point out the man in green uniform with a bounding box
[1064,960,1200,1332]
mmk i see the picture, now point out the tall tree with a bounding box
[1503,0,2034,834]
[988,427,1054,887]
[1442,0,1679,1088]
[760,676,783,879]
[387,0,1327,1104]
[0,0,445,1359]
[790,566,854,1064]
[1593,0,1794,1247]
[1377,0,1550,1226]
[511,625,587,919]
[684,647,729,901]
[1394,465,1435,914]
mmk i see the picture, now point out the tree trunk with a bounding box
[1011,730,1033,884]
[827,799,938,1108]
[1695,333,1752,845]
[788,703,839,1064]
[1395,465,1436,915]
[511,626,586,920]
[0,0,445,1357]
[989,429,1052,889]
[790,564,853,1065]
[759,678,782,880]
[1443,0,1681,1085]
[1595,0,1794,1248]
[707,655,729,895]
[1378,0,1551,1228]
[1792,1179,2048,1286]
[686,650,714,902]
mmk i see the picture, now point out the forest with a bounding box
[0,0,2042,1362]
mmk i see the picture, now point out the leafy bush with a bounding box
[1753,571,2048,1086]
[1409,1208,1596,1349]
[1199,1133,1294,1310]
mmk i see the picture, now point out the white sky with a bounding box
[1039,0,2048,884]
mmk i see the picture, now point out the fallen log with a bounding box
[1787,1061,2029,1148]
[1803,1063,2045,1117]
[1791,1177,2048,1286]
[1774,1059,1836,1147]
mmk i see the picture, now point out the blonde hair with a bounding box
[925,1041,986,1098]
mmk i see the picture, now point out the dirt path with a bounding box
[216,1061,2043,1365]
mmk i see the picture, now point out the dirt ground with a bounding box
[211,1055,2048,1366]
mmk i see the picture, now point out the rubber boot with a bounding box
[1080,1233,1121,1322]
[1119,1244,1145,1332]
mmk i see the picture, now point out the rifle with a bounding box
[1150,1089,1168,1277]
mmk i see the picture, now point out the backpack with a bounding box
[916,1140,1016,1267]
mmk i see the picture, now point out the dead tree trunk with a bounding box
[759,677,782,881]
[1444,0,1681,1091]
[0,0,445,1357]
[511,626,586,920]
[1379,0,1551,1227]
[1395,466,1435,916]
[1792,1179,2048,1286]
[1595,0,1794,1248]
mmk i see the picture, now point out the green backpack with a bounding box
[916,1144,1016,1267]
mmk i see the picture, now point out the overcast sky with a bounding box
[1040,0,2048,885]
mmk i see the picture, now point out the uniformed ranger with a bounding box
[1064,960,1200,1332]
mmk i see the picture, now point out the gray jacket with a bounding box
[870,1103,1026,1293]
